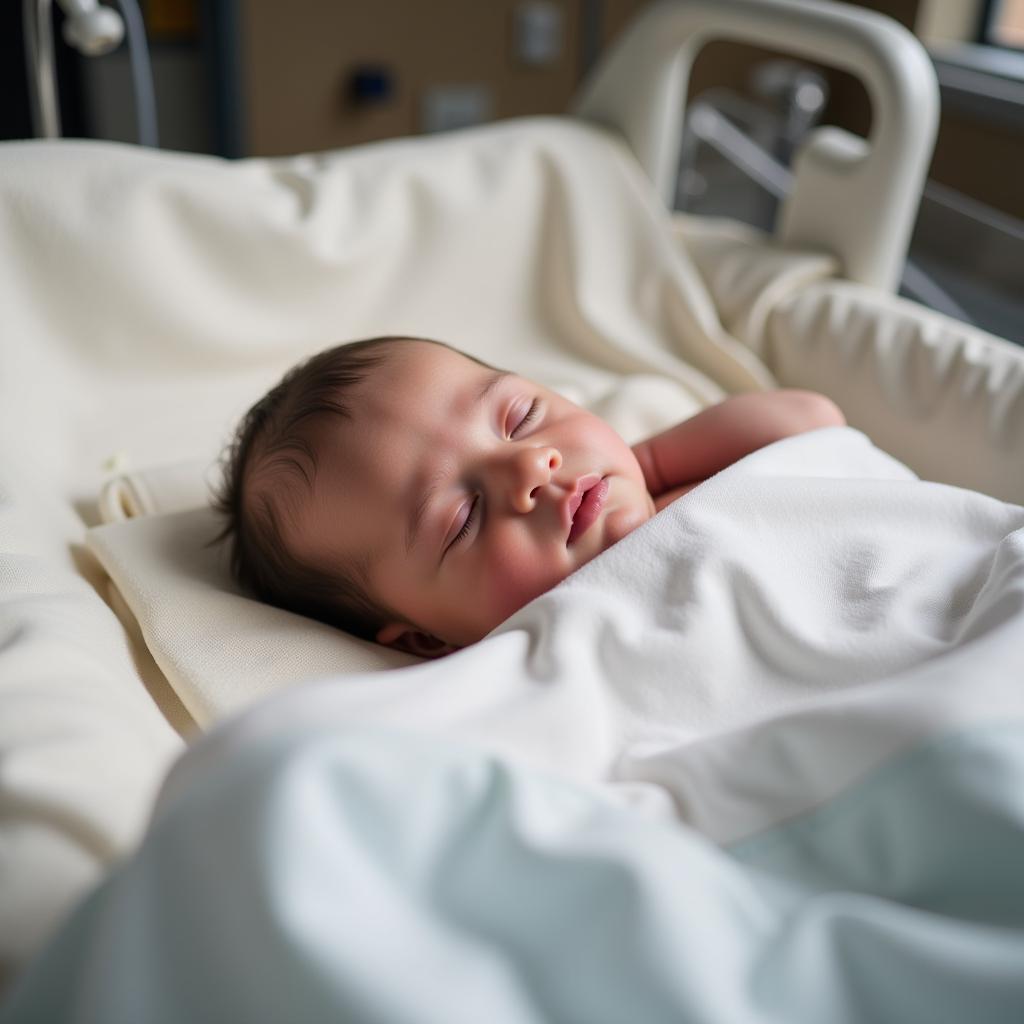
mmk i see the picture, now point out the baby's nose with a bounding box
[508,446,562,513]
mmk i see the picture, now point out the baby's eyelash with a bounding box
[450,495,479,548]
[510,399,540,439]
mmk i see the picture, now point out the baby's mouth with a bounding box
[567,477,609,546]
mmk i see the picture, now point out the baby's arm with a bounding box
[632,389,845,510]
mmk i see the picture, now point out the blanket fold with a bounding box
[5,719,1024,1024]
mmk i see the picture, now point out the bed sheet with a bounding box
[0,120,773,516]
[674,215,1024,505]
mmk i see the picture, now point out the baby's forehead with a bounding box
[357,343,510,416]
[308,340,519,479]
[380,339,496,384]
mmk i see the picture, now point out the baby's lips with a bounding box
[567,477,609,546]
[561,473,601,537]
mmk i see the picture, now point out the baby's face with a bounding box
[290,341,655,649]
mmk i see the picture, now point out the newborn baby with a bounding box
[215,337,843,655]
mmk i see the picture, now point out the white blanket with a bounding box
[188,425,1024,844]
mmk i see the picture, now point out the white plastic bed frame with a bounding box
[576,0,939,294]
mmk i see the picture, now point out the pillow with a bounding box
[86,506,417,727]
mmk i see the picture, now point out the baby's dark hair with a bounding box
[213,336,404,640]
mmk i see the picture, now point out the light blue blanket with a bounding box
[3,718,1023,1023]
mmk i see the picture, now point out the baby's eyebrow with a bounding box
[404,368,510,555]
[474,369,510,406]
[407,472,443,555]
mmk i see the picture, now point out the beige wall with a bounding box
[237,0,918,157]
[237,0,1023,219]
[240,0,584,156]
[916,0,983,44]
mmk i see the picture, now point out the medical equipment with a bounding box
[2,0,1023,1015]
[23,0,158,146]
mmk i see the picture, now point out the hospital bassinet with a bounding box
[1,0,1023,1011]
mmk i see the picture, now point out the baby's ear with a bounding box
[376,622,457,659]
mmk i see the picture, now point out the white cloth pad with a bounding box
[87,504,417,726]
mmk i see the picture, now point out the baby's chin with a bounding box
[602,498,655,550]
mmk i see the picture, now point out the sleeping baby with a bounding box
[215,337,844,656]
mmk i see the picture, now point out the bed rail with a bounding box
[572,0,939,294]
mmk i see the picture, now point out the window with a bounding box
[982,0,1024,50]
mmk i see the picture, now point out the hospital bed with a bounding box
[2,0,1024,1018]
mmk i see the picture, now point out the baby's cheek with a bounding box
[483,540,568,621]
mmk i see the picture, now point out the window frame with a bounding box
[978,0,1024,53]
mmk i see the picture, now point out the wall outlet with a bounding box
[420,85,494,133]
